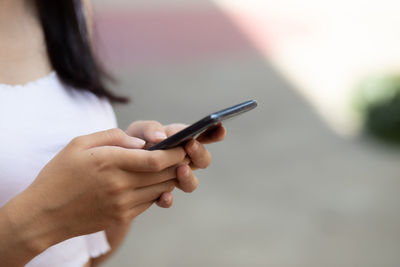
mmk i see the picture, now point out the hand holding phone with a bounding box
[149,100,257,150]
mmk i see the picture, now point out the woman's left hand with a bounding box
[126,120,226,208]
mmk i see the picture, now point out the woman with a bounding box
[0,0,225,266]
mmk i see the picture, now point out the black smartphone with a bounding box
[148,100,258,151]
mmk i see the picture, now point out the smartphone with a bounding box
[148,100,258,151]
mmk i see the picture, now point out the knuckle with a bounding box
[97,160,112,172]
[92,150,112,171]
[147,153,163,171]
[105,128,125,140]
[69,136,87,148]
[108,179,129,194]
[174,148,186,163]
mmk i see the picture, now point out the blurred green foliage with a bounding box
[355,74,400,144]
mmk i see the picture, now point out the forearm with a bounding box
[0,192,65,266]
[0,206,36,266]
[91,222,133,266]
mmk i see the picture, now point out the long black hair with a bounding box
[35,0,128,103]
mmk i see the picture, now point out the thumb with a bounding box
[78,128,146,149]
[127,121,167,144]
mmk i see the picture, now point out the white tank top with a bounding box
[0,72,115,266]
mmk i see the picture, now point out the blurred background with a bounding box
[92,0,400,266]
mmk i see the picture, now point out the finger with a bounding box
[196,124,226,144]
[164,123,188,137]
[185,140,211,169]
[74,128,146,149]
[176,165,198,193]
[131,165,178,188]
[126,121,167,144]
[108,146,187,172]
[130,180,176,206]
[156,192,174,208]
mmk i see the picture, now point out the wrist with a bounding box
[0,205,43,266]
[0,190,67,262]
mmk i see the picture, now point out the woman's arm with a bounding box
[0,207,42,266]
[0,190,65,266]
[0,129,189,266]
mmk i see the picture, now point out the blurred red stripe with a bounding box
[94,9,256,67]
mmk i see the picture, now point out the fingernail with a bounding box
[130,137,146,147]
[152,131,167,140]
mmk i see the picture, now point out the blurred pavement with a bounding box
[93,1,400,266]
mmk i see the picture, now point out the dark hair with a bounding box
[35,0,128,103]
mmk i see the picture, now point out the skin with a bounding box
[91,122,225,266]
[0,0,226,266]
[0,0,52,84]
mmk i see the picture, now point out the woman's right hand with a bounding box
[1,128,187,261]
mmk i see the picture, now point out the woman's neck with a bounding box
[0,0,34,24]
[0,0,52,85]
